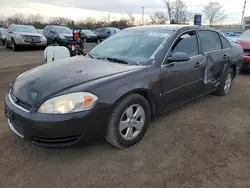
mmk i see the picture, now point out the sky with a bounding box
[0,0,249,24]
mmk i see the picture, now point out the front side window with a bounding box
[199,30,222,53]
[170,30,199,57]
[13,25,38,33]
[89,29,172,65]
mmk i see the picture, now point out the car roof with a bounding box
[124,24,218,32]
[11,24,34,27]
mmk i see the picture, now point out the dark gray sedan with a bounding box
[4,25,243,149]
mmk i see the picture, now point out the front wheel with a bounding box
[214,67,234,96]
[11,39,18,51]
[4,39,8,48]
[105,94,151,149]
[97,38,101,44]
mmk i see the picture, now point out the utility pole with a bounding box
[141,6,144,25]
[241,0,247,28]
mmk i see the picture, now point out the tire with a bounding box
[4,39,8,48]
[105,94,151,149]
[97,38,101,44]
[54,39,59,46]
[83,38,87,43]
[11,39,18,51]
[214,67,234,96]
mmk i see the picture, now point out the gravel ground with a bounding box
[0,45,250,188]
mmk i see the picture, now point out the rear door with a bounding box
[160,30,206,111]
[43,26,52,44]
[197,30,228,91]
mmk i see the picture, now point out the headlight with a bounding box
[38,92,98,114]
[60,35,66,39]
[14,33,22,40]
[41,35,47,41]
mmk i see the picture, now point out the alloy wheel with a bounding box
[119,104,146,140]
[224,73,232,94]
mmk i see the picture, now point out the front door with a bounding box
[160,30,206,112]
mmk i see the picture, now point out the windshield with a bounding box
[89,29,172,65]
[13,25,38,33]
[82,30,95,35]
[239,30,250,39]
[0,29,7,34]
[55,26,72,34]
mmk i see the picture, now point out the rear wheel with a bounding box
[214,67,234,96]
[105,94,151,149]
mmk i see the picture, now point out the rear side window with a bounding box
[220,36,230,49]
[199,30,222,53]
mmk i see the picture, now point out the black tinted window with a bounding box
[199,30,221,53]
[221,36,230,48]
[171,31,199,57]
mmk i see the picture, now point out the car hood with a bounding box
[235,38,250,49]
[17,32,42,37]
[86,34,97,37]
[12,56,142,106]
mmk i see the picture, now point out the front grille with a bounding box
[11,121,24,135]
[32,135,82,147]
[65,36,73,40]
[244,49,250,54]
[22,35,41,43]
[10,91,32,111]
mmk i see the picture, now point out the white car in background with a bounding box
[5,24,47,51]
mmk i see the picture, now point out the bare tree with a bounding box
[26,14,44,24]
[49,17,71,26]
[150,12,167,24]
[7,13,25,25]
[202,1,226,26]
[127,12,135,26]
[163,0,189,24]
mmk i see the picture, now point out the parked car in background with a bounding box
[94,27,120,43]
[5,24,47,51]
[235,30,250,71]
[80,29,97,43]
[4,25,242,149]
[37,29,44,35]
[0,28,7,46]
[43,25,83,55]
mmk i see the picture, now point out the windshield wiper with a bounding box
[86,53,94,59]
[96,57,129,65]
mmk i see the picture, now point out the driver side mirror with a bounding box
[167,52,190,62]
[50,30,55,34]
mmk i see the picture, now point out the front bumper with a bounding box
[242,56,250,71]
[85,37,97,42]
[15,40,47,47]
[4,93,111,147]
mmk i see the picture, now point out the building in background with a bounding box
[243,17,250,30]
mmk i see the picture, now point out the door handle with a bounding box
[194,62,201,68]
[223,54,229,60]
